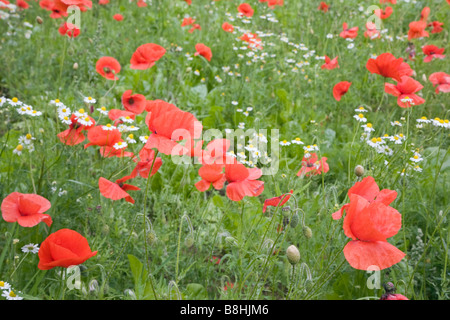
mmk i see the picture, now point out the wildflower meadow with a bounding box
[0,0,449,303]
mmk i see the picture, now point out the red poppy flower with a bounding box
[144,99,203,156]
[237,3,254,17]
[321,55,339,70]
[188,24,201,33]
[137,0,147,7]
[340,22,358,39]
[121,90,146,115]
[1,192,52,227]
[333,81,351,101]
[297,153,329,177]
[262,0,284,9]
[108,109,136,126]
[428,21,443,33]
[58,22,80,38]
[318,1,329,12]
[420,6,430,22]
[130,43,166,70]
[113,14,123,21]
[194,43,212,61]
[342,194,405,270]
[57,114,95,146]
[16,0,29,9]
[381,293,409,300]
[332,176,397,220]
[99,0,109,4]
[379,0,396,3]
[99,177,140,204]
[116,147,163,184]
[262,190,293,213]
[84,125,122,149]
[385,76,425,108]
[198,138,231,165]
[222,22,234,33]
[99,144,134,159]
[95,56,121,81]
[374,6,393,19]
[422,45,445,63]
[408,21,429,40]
[364,22,381,39]
[225,162,264,202]
[429,72,450,94]
[181,17,195,27]
[366,53,406,82]
[195,163,226,192]
[38,228,97,270]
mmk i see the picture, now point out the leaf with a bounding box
[185,283,208,300]
[212,195,224,208]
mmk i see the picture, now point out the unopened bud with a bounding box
[286,245,300,265]
[354,165,365,177]
[36,16,43,24]
[185,235,194,248]
[303,226,312,239]
[290,212,299,228]
[282,206,291,218]
[146,231,157,246]
[73,62,79,70]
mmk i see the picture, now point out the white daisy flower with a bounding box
[120,116,134,124]
[413,165,423,172]
[139,135,149,143]
[21,243,39,254]
[0,96,7,107]
[303,144,319,152]
[410,152,423,163]
[391,120,402,127]
[2,289,23,300]
[13,145,23,156]
[126,125,139,132]
[73,108,88,119]
[238,122,245,129]
[97,106,109,115]
[57,107,71,119]
[102,124,116,131]
[126,134,136,144]
[113,141,127,150]
[61,116,72,125]
[84,96,96,104]
[29,110,42,117]
[8,97,22,107]
[416,116,430,124]
[0,281,12,290]
[353,113,367,122]
[355,106,368,113]
[361,123,375,133]
[50,99,65,108]
[280,140,291,146]
[77,115,93,127]
[291,137,304,145]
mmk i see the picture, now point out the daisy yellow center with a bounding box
[62,109,66,112]
[394,136,399,140]
[106,124,111,127]
[26,134,32,139]
[376,137,382,142]
[16,145,23,151]
[358,107,364,110]
[0,281,4,287]
[128,134,134,139]
[78,108,85,114]
[129,125,135,129]
[88,97,92,100]
[421,116,427,120]
[64,116,69,120]
[295,137,301,141]
[9,291,16,297]
[55,99,60,103]
[371,138,377,143]
[414,155,419,159]
[439,119,444,124]
[101,107,106,111]
[384,134,389,137]
[399,134,404,138]
[367,123,372,128]
[12,97,18,103]
[84,116,90,121]
[125,116,130,119]
[144,136,149,140]
[283,140,287,143]
[117,142,122,146]
[358,113,364,118]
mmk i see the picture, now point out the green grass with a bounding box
[0,0,449,300]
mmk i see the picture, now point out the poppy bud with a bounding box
[36,16,43,24]
[73,62,79,70]
[303,226,312,239]
[290,212,299,228]
[282,206,291,218]
[185,235,194,248]
[146,231,158,246]
[286,245,300,265]
[89,279,99,293]
[354,165,365,177]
